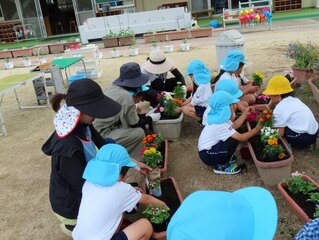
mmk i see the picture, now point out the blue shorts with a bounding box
[111,231,128,240]
[194,106,206,118]
[284,127,318,148]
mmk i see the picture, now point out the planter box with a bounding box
[166,30,190,41]
[291,66,313,84]
[48,43,65,54]
[0,50,13,59]
[33,45,49,56]
[11,48,33,58]
[118,36,135,46]
[278,175,319,223]
[103,37,119,48]
[158,140,169,174]
[190,27,212,38]
[145,177,183,240]
[247,121,294,186]
[153,113,184,140]
[144,32,167,43]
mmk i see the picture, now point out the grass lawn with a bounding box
[198,7,319,27]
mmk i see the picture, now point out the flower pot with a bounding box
[278,175,319,223]
[247,121,294,186]
[144,32,167,43]
[166,30,190,41]
[118,36,135,46]
[291,66,312,84]
[4,62,14,69]
[151,46,160,51]
[48,43,65,54]
[144,177,183,240]
[152,113,184,140]
[23,60,32,67]
[129,47,139,56]
[39,58,47,64]
[103,37,119,48]
[164,44,174,53]
[149,185,162,197]
[180,43,190,52]
[11,48,33,58]
[0,50,13,59]
[190,27,212,38]
[111,50,120,58]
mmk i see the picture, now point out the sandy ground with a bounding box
[1,18,319,240]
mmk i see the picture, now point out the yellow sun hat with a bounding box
[263,75,293,95]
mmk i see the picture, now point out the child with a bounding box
[295,217,319,240]
[167,187,277,240]
[72,143,167,240]
[179,60,212,123]
[198,91,262,174]
[202,79,245,126]
[263,75,319,148]
[213,49,258,105]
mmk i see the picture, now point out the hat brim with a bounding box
[262,87,293,95]
[75,95,121,119]
[234,187,278,240]
[143,58,174,74]
[207,98,239,125]
[83,160,120,187]
[113,72,150,88]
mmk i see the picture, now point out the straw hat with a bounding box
[143,50,175,74]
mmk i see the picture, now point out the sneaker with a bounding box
[213,163,243,175]
[60,223,74,237]
[229,155,237,164]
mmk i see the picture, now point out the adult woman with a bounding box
[142,50,186,106]
[42,79,150,236]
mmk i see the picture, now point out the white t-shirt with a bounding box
[202,107,210,126]
[219,72,248,87]
[72,181,142,240]
[190,83,212,107]
[198,120,237,151]
[274,96,318,134]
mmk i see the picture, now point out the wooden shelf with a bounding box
[274,0,301,12]
[0,21,21,43]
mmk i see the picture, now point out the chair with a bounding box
[69,20,77,33]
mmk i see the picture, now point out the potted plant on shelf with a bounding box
[142,204,170,232]
[128,39,139,56]
[103,31,119,48]
[180,38,190,52]
[144,30,167,43]
[150,37,160,51]
[287,41,319,84]
[118,27,135,46]
[278,172,319,223]
[4,57,14,69]
[23,55,32,67]
[164,41,174,53]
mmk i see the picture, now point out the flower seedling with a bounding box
[257,109,273,127]
[142,204,170,224]
[173,82,185,100]
[144,133,164,149]
[260,127,286,160]
[140,147,163,169]
[284,172,317,195]
[307,192,319,218]
[252,71,265,86]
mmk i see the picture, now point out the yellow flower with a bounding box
[255,72,265,79]
[144,150,150,155]
[267,138,278,146]
[150,148,156,153]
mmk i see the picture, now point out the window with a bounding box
[0,1,19,21]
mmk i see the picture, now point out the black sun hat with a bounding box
[113,62,149,88]
[66,78,121,118]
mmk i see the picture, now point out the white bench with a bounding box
[79,7,192,44]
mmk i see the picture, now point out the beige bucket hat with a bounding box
[143,50,175,74]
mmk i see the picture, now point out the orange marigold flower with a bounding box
[266,114,271,120]
[278,153,286,159]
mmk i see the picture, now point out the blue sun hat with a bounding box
[215,79,243,99]
[167,187,278,240]
[186,60,211,85]
[220,50,246,72]
[83,144,136,187]
[207,91,239,124]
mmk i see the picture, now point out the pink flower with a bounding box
[291,171,302,177]
[159,107,164,112]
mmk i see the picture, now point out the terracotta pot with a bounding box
[103,37,119,48]
[118,36,135,46]
[291,66,312,84]
[0,50,13,59]
[143,32,167,43]
[166,30,190,41]
[278,175,319,223]
[151,177,183,240]
[190,27,212,38]
[247,121,294,186]
[48,43,65,54]
[11,48,33,58]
